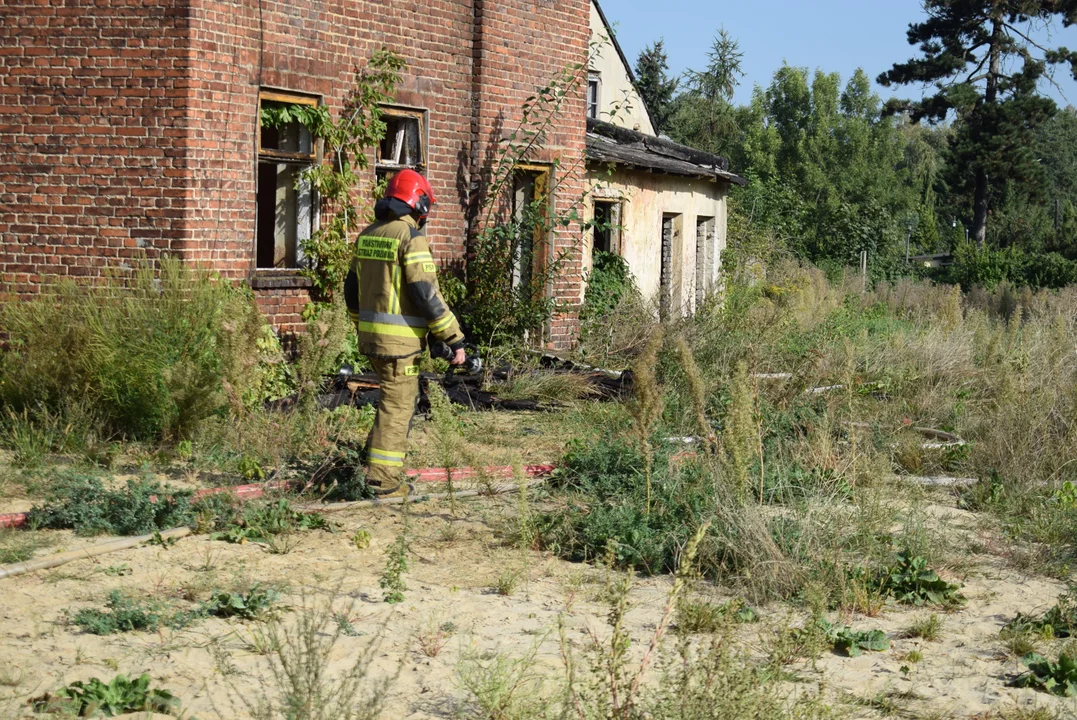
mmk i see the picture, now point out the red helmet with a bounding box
[385,169,436,219]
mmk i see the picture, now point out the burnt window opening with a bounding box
[511,166,551,290]
[587,75,601,120]
[592,199,621,255]
[695,216,715,305]
[257,91,319,270]
[375,107,427,186]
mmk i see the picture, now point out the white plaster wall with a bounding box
[589,3,656,136]
[587,169,729,315]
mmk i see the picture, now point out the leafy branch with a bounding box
[262,50,406,301]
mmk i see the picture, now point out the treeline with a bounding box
[633,2,1077,289]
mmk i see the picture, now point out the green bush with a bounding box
[73,590,201,635]
[30,674,182,717]
[27,471,195,536]
[539,438,796,599]
[0,258,269,442]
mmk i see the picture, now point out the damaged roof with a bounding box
[586,118,746,185]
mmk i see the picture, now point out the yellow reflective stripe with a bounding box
[404,252,434,265]
[356,235,400,262]
[429,313,456,333]
[356,321,426,339]
[389,264,401,314]
[370,447,405,459]
[369,456,404,467]
[404,365,420,377]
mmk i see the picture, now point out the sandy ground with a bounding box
[2,489,1077,719]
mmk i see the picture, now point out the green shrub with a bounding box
[209,498,330,544]
[27,471,194,536]
[540,438,797,599]
[30,674,182,717]
[73,590,201,635]
[864,550,965,607]
[1006,590,1077,638]
[204,585,280,620]
[0,258,269,442]
[1012,652,1077,696]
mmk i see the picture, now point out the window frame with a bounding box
[591,198,622,256]
[375,105,429,180]
[587,74,601,120]
[511,163,553,291]
[255,89,322,275]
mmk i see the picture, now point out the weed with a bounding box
[30,673,182,716]
[495,569,522,597]
[840,573,887,617]
[1001,626,1043,658]
[222,593,395,720]
[210,498,330,547]
[380,525,409,604]
[542,439,798,601]
[902,650,924,664]
[490,371,594,403]
[825,622,890,657]
[27,470,194,536]
[629,326,665,514]
[0,528,53,564]
[461,522,830,719]
[72,590,200,635]
[676,597,758,633]
[352,529,372,549]
[240,624,282,656]
[904,613,944,642]
[867,550,965,607]
[436,523,461,546]
[1006,589,1077,638]
[205,585,281,620]
[0,666,24,687]
[100,564,132,577]
[0,258,270,442]
[415,618,455,658]
[1012,652,1077,696]
[334,612,363,637]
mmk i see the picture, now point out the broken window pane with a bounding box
[378,114,423,169]
[256,92,319,270]
[593,199,621,255]
[257,163,313,269]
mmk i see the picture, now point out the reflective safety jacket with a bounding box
[344,213,464,359]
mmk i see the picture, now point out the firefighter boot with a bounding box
[365,356,421,496]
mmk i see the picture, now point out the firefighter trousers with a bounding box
[365,355,421,492]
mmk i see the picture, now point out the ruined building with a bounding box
[0,0,740,346]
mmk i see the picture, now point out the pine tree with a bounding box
[667,29,744,158]
[878,2,1077,247]
[634,40,679,134]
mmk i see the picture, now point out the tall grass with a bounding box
[0,259,268,442]
[547,256,1077,603]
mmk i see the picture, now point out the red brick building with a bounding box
[0,0,590,345]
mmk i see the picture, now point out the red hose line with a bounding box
[0,464,556,529]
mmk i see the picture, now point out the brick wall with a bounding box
[0,0,193,294]
[0,0,590,347]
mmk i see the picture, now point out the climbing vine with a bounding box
[462,34,627,346]
[259,50,406,301]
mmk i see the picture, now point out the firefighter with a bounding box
[344,169,466,498]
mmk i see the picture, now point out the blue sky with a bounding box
[600,0,1077,107]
